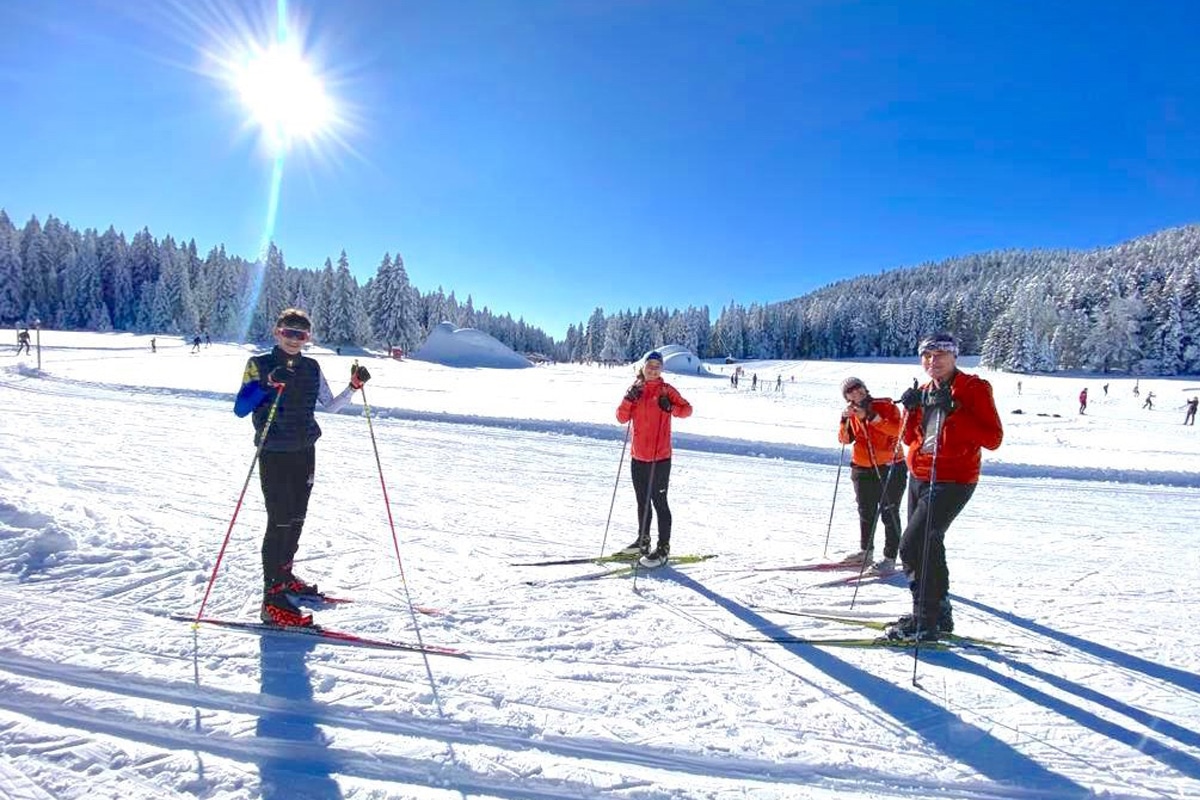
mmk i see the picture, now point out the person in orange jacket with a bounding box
[615,351,693,566]
[889,332,1003,641]
[837,377,908,571]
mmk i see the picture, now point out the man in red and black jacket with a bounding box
[888,332,1003,641]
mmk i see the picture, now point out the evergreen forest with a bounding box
[1,209,1196,375]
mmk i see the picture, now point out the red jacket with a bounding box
[903,370,1003,484]
[837,398,904,468]
[616,378,693,461]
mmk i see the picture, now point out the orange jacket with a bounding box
[616,378,693,461]
[837,398,904,468]
[903,370,1003,484]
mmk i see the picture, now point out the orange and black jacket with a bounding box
[902,370,1003,484]
[615,378,693,462]
[837,398,904,468]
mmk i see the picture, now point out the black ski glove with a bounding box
[925,385,956,413]
[350,364,371,390]
[625,382,644,403]
[899,380,922,411]
[267,363,294,388]
[658,394,673,413]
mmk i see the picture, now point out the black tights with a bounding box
[631,458,672,546]
[259,447,315,586]
[899,480,974,626]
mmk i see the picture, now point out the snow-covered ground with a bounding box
[1,330,1198,800]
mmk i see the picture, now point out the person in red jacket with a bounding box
[889,332,1003,641]
[837,377,908,571]
[615,351,693,566]
[1079,387,1088,415]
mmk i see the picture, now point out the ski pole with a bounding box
[821,442,847,558]
[355,366,447,717]
[598,421,632,558]
[911,404,942,685]
[194,383,285,624]
[849,407,909,608]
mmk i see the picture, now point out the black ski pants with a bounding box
[899,479,975,627]
[631,457,672,547]
[259,446,315,587]
[850,461,907,558]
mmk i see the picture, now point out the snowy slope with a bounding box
[0,331,1198,800]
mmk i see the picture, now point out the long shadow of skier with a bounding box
[954,649,1200,780]
[256,634,343,800]
[952,594,1200,695]
[661,570,1090,798]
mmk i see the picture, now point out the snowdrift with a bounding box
[410,322,532,369]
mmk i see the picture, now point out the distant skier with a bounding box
[1143,391,1155,410]
[1078,388,1088,415]
[233,308,371,627]
[837,377,907,572]
[16,328,30,355]
[150,337,157,353]
[1133,383,1140,398]
[1102,383,1109,396]
[891,332,1003,642]
[1185,397,1198,426]
[191,335,202,353]
[614,351,693,567]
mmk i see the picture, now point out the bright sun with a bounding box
[231,41,335,154]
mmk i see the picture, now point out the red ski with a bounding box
[173,615,468,658]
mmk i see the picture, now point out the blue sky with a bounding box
[1,1,1198,337]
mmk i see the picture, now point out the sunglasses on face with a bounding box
[278,327,311,342]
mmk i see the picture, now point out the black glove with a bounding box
[899,380,922,411]
[856,396,878,421]
[350,364,371,390]
[267,363,294,388]
[624,382,644,403]
[658,394,673,413]
[925,385,956,413]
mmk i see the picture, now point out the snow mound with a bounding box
[411,322,532,369]
[1,526,76,576]
[642,345,709,376]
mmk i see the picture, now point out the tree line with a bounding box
[2,208,1196,374]
[566,225,1199,375]
[0,210,557,357]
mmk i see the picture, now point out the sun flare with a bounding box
[231,41,335,154]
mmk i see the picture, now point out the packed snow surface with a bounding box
[1,330,1198,800]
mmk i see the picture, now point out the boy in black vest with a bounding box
[234,308,370,625]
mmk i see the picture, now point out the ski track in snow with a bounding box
[0,337,1198,799]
